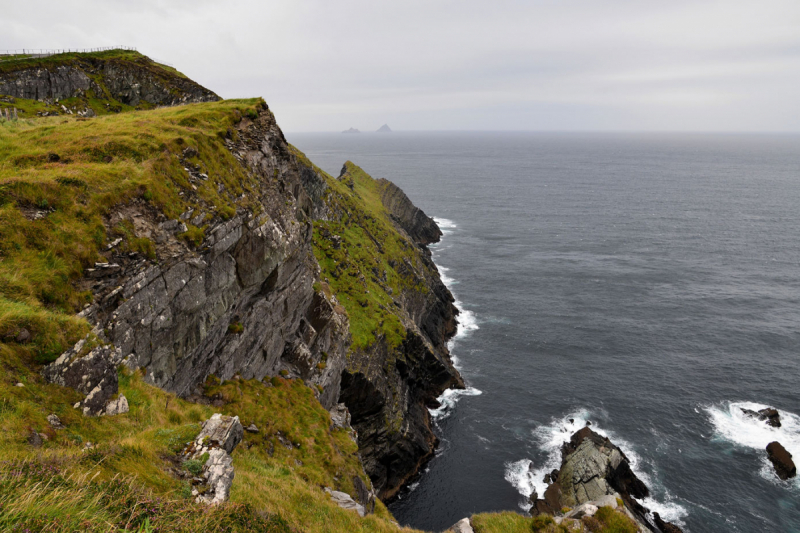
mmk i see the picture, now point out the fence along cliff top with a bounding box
[0,47,173,67]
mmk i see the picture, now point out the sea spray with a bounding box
[504,409,688,525]
[427,217,481,420]
[705,401,800,487]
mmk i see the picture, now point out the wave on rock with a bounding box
[705,400,800,486]
[504,409,688,525]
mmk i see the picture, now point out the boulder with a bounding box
[565,502,598,519]
[766,441,796,480]
[104,394,129,416]
[245,423,259,433]
[42,340,123,417]
[47,414,65,429]
[324,487,366,517]
[740,407,781,428]
[27,430,43,448]
[182,414,244,504]
[447,518,474,533]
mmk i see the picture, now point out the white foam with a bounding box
[503,409,688,525]
[705,401,800,486]
[434,217,457,235]
[429,387,483,421]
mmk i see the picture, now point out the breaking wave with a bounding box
[705,401,800,486]
[503,410,688,525]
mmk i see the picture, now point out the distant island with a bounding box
[377,124,392,133]
[342,127,360,133]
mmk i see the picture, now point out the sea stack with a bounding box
[342,127,360,133]
[376,124,392,133]
[767,441,796,480]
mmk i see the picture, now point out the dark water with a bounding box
[288,131,800,533]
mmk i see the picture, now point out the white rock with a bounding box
[565,502,598,519]
[325,487,365,517]
[15,382,24,387]
[196,448,235,505]
[104,394,129,416]
[447,518,475,533]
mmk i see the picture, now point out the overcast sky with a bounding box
[5,1,800,131]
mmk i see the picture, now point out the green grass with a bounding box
[0,99,265,363]
[297,154,434,351]
[471,512,539,533]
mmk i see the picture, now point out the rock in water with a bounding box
[376,124,392,133]
[530,427,684,533]
[654,512,685,533]
[767,441,796,480]
[740,407,781,427]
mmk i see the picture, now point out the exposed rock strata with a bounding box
[0,55,218,108]
[741,407,781,428]
[532,427,683,533]
[378,179,442,245]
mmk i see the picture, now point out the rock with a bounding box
[159,219,188,235]
[47,153,60,162]
[352,475,376,515]
[15,382,24,388]
[104,394,129,416]
[15,328,30,343]
[378,178,442,246]
[741,407,781,428]
[767,441,796,480]
[197,448,235,504]
[195,413,243,454]
[447,518,474,533]
[245,423,259,433]
[565,502,598,519]
[42,340,122,417]
[592,494,619,509]
[27,430,43,448]
[329,403,351,430]
[47,414,65,429]
[653,513,684,533]
[324,487,365,517]
[182,414,244,505]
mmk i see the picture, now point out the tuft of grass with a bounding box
[471,512,537,533]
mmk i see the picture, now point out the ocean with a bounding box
[287,131,800,533]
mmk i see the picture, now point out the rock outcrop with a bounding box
[378,179,442,246]
[182,413,244,504]
[741,407,781,428]
[0,52,218,109]
[42,340,125,416]
[766,441,796,480]
[532,427,683,533]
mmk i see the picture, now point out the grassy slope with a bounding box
[0,100,423,532]
[294,151,431,352]
[0,99,263,364]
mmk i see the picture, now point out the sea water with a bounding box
[288,131,800,532]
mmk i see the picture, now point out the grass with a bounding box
[0,346,418,532]
[296,153,434,351]
[471,512,540,533]
[0,98,265,363]
[470,506,642,533]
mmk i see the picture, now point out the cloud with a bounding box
[3,0,800,131]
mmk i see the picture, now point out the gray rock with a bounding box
[194,413,243,454]
[42,340,122,417]
[47,414,65,429]
[159,220,188,235]
[447,518,474,533]
[15,328,30,343]
[245,423,259,433]
[27,430,43,448]
[104,394,129,416]
[329,403,351,430]
[196,448,235,504]
[324,487,365,517]
[565,502,598,519]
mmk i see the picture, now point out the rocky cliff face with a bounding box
[54,107,349,415]
[0,53,218,108]
[311,162,463,499]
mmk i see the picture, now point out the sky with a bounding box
[4,0,800,132]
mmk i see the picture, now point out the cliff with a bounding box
[0,50,461,530]
[307,161,462,498]
[0,49,218,117]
